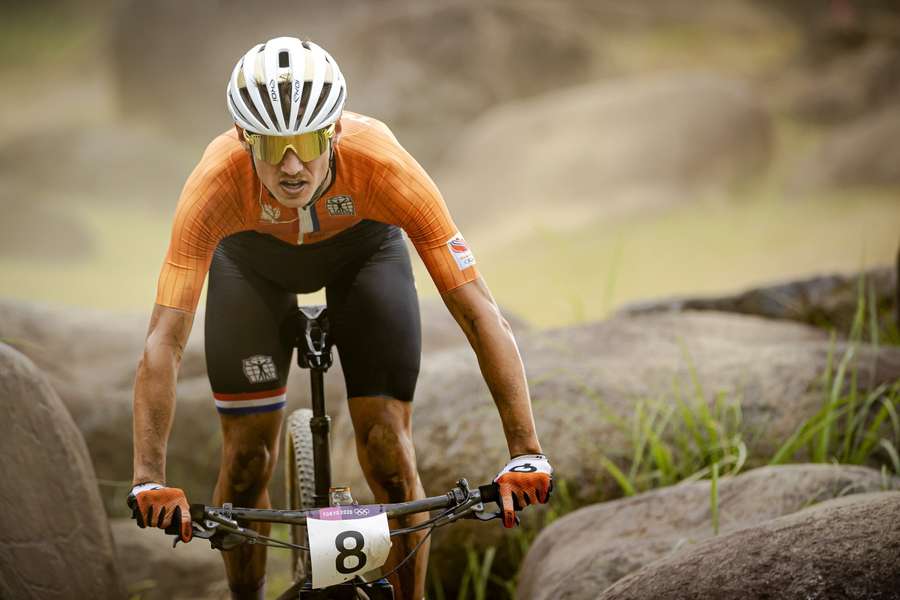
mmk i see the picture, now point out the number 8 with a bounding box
[335,530,367,574]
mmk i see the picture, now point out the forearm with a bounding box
[132,305,193,485]
[470,314,542,456]
[444,279,542,457]
[132,357,178,484]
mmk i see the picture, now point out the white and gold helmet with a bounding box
[226,37,347,136]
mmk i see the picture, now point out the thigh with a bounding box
[205,240,297,415]
[326,230,422,402]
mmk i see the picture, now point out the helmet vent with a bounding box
[278,51,289,68]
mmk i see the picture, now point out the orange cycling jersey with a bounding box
[156,112,478,312]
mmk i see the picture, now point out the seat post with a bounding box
[292,305,334,508]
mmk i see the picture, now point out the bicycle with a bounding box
[169,306,512,599]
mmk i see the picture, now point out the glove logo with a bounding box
[510,463,537,473]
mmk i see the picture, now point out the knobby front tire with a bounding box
[285,408,316,581]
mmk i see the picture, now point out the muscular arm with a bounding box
[132,304,195,485]
[441,277,542,457]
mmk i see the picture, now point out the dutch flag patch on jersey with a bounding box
[446,232,476,271]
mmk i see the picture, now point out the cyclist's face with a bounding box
[252,143,331,209]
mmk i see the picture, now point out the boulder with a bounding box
[107,0,601,165]
[0,300,220,514]
[617,265,897,334]
[598,490,900,599]
[414,311,900,575]
[0,343,124,599]
[110,518,227,600]
[517,464,898,600]
[436,73,773,233]
[786,42,900,124]
[0,124,195,217]
[414,312,899,502]
[789,108,900,191]
[0,197,94,261]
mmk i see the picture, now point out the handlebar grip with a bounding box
[479,482,530,511]
[189,503,206,522]
[478,483,500,504]
[164,521,182,536]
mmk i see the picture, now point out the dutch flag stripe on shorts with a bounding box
[214,387,287,415]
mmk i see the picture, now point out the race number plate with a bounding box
[307,508,392,588]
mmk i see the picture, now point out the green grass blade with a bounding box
[710,462,720,535]
[600,455,637,497]
[879,439,900,476]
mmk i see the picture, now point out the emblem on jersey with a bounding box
[326,195,355,216]
[242,355,279,384]
[260,202,282,223]
[446,232,476,271]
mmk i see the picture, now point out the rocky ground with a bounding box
[518,464,899,599]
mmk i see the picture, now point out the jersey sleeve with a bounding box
[155,138,247,312]
[369,146,479,294]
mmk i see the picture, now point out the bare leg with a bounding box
[348,396,428,600]
[214,409,284,600]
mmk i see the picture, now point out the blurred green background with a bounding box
[1,0,898,327]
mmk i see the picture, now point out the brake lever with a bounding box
[470,507,519,526]
[181,504,250,550]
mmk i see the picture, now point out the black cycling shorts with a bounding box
[205,220,421,415]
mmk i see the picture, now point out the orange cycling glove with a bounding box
[127,483,193,543]
[494,454,553,528]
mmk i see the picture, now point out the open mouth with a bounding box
[280,180,307,194]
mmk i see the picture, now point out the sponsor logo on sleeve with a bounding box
[446,232,476,271]
[325,195,355,216]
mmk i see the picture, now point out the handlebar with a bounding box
[180,479,506,549]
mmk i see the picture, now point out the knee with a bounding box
[361,423,416,501]
[221,442,275,499]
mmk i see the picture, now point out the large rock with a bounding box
[618,265,897,333]
[108,0,601,165]
[517,464,898,600]
[436,73,773,233]
[599,490,900,599]
[414,312,900,502]
[786,42,900,124]
[790,108,900,191]
[110,518,227,600]
[0,343,124,599]
[415,311,900,576]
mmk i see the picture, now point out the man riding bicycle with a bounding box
[129,37,552,600]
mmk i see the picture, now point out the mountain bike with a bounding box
[172,305,510,599]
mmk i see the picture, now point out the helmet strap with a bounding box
[303,142,337,209]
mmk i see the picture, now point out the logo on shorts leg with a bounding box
[242,355,279,384]
[326,195,355,216]
[446,231,476,271]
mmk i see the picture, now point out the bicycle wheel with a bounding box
[285,408,316,580]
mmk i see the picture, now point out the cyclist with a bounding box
[128,37,552,600]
